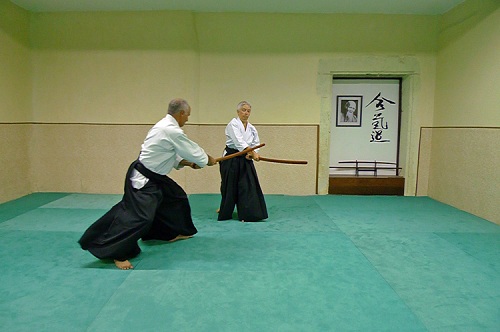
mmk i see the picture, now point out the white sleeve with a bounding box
[171,131,208,168]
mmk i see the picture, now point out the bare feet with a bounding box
[168,234,193,243]
[216,208,220,213]
[114,259,133,270]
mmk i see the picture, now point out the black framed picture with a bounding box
[336,95,362,127]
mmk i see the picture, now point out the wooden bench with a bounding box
[328,160,404,195]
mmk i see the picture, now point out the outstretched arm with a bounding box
[179,154,217,169]
[179,159,197,169]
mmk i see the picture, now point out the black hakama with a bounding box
[218,147,268,222]
[78,160,197,261]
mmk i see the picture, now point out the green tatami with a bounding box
[0,193,498,331]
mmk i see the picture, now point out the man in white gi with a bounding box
[217,101,268,222]
[79,98,216,269]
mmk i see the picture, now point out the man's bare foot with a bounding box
[168,234,193,243]
[216,208,220,213]
[114,259,133,270]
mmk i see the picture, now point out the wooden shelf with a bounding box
[328,175,405,195]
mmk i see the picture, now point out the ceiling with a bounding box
[10,0,466,15]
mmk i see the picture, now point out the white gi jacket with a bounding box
[131,114,208,189]
[224,117,261,155]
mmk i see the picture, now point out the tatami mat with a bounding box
[0,193,498,331]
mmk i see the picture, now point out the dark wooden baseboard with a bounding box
[329,175,405,195]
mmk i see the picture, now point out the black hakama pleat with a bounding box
[78,160,197,261]
[218,147,268,222]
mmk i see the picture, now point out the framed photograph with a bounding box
[336,95,362,127]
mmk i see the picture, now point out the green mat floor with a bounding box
[0,193,499,331]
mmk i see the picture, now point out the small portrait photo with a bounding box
[336,95,362,127]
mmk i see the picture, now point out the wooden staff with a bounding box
[259,156,308,165]
[215,143,266,163]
